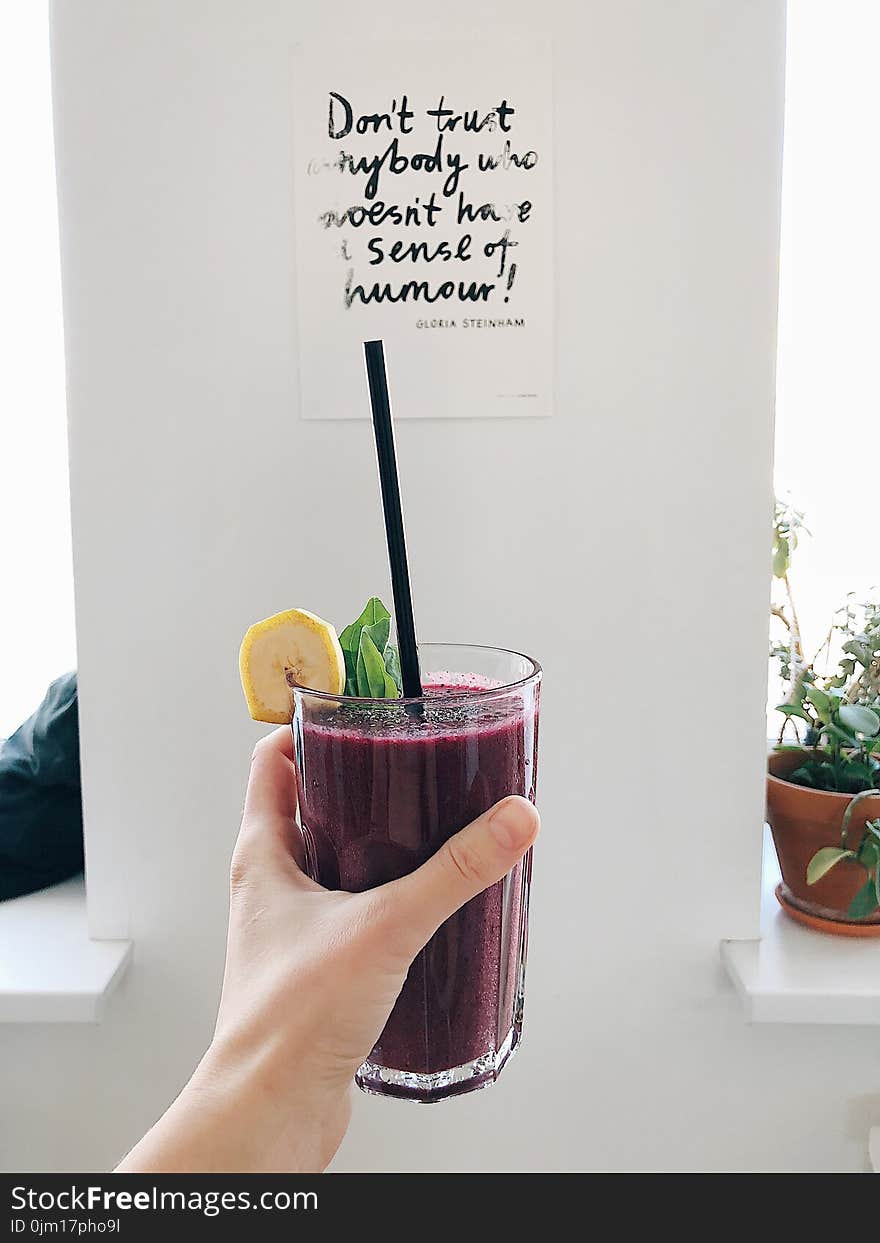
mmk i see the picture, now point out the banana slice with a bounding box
[239,608,346,723]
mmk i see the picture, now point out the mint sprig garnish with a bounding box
[338,598,403,698]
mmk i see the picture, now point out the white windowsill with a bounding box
[721,829,880,1025]
[0,876,131,1022]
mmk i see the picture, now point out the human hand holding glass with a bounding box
[117,726,539,1173]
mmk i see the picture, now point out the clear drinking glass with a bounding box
[290,643,541,1103]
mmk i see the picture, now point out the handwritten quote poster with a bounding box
[291,40,553,420]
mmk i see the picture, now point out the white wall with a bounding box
[5,0,875,1174]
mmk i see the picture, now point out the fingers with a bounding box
[236,726,310,878]
[379,796,540,960]
[243,726,296,824]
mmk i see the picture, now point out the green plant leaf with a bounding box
[789,759,842,792]
[356,629,390,698]
[840,762,876,793]
[841,788,880,847]
[847,876,880,920]
[805,685,833,717]
[839,704,880,738]
[789,765,817,788]
[772,538,789,579]
[806,847,856,886]
[857,839,880,871]
[817,761,841,789]
[822,721,858,749]
[842,638,874,669]
[775,703,813,723]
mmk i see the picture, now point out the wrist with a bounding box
[117,1031,350,1174]
[191,1029,351,1173]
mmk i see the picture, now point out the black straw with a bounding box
[363,340,423,699]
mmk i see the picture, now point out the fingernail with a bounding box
[488,797,537,851]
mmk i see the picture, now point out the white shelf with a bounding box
[721,830,880,1025]
[0,877,131,1022]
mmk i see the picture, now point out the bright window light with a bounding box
[0,4,76,738]
[773,1,879,666]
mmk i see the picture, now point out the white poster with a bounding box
[291,39,553,420]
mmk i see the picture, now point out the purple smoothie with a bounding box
[293,673,540,1100]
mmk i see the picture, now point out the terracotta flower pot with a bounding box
[766,750,880,927]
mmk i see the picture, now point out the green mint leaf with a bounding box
[355,646,370,697]
[353,597,390,632]
[338,645,359,696]
[339,600,389,659]
[338,621,358,654]
[363,615,391,657]
[357,630,388,698]
[338,620,363,695]
[383,644,402,694]
[355,638,370,697]
[339,598,400,698]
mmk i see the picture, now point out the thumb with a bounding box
[380,796,540,960]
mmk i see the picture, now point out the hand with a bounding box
[117,726,539,1172]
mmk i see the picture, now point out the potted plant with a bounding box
[767,501,880,931]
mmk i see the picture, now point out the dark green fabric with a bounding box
[0,672,84,901]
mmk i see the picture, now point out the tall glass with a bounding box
[291,644,541,1103]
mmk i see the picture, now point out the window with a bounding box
[0,4,76,738]
[772,1,877,691]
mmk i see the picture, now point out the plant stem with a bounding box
[783,572,805,668]
[841,788,880,850]
[811,623,834,678]
[844,657,879,705]
[779,572,810,717]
